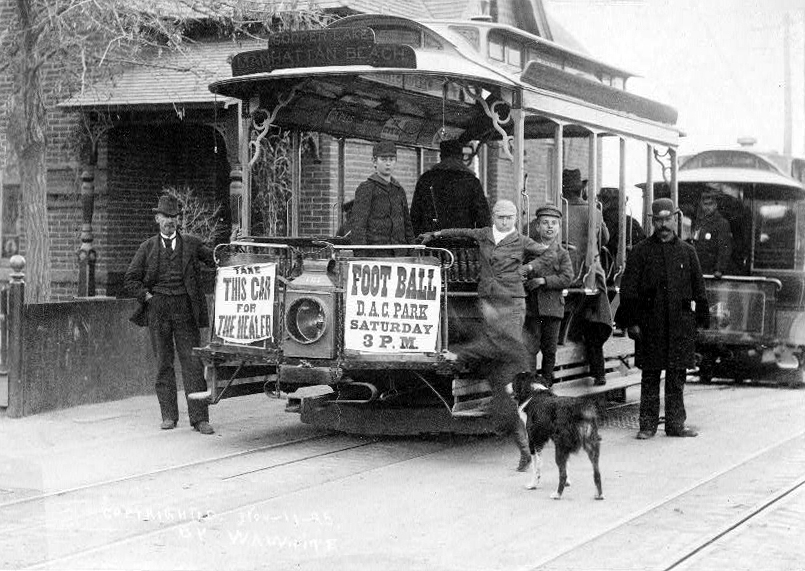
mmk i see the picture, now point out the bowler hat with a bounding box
[439,139,464,158]
[152,195,181,217]
[562,168,587,192]
[649,197,680,218]
[535,205,563,219]
[372,140,397,158]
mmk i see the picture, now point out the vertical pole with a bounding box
[77,166,96,297]
[7,255,25,418]
[229,165,243,229]
[586,131,599,276]
[338,137,346,231]
[618,137,627,270]
[670,147,679,234]
[512,89,526,231]
[291,131,301,237]
[783,12,792,157]
[645,144,655,229]
[554,122,564,206]
[239,102,252,235]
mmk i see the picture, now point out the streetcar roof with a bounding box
[677,167,805,192]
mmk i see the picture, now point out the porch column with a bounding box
[77,167,96,297]
[644,144,655,229]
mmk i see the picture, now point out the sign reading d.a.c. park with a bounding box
[344,261,441,353]
[214,263,276,344]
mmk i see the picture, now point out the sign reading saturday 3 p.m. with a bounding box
[214,263,276,343]
[344,261,441,353]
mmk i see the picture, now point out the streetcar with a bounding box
[651,147,805,385]
[193,13,682,434]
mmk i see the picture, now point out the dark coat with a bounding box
[351,174,414,246]
[602,206,645,259]
[410,158,491,235]
[439,227,546,300]
[524,241,573,319]
[693,211,733,274]
[564,195,609,281]
[124,233,215,328]
[614,233,710,370]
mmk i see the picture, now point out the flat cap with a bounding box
[372,140,397,158]
[535,205,563,219]
[650,197,681,218]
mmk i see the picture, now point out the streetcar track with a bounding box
[0,432,336,510]
[526,425,805,571]
[21,437,459,571]
[662,473,805,571]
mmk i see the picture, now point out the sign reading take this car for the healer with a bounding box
[214,263,276,343]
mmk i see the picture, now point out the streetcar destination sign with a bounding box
[231,28,416,76]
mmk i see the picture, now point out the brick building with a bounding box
[0,0,593,297]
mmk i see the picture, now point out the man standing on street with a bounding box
[125,195,216,434]
[615,198,710,440]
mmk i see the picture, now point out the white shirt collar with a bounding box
[160,233,177,241]
[492,226,515,244]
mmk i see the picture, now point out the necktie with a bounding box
[163,237,172,252]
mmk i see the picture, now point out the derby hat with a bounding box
[439,139,464,157]
[152,195,181,217]
[562,168,587,192]
[535,205,563,219]
[649,197,681,218]
[372,140,397,158]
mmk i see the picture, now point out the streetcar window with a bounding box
[754,200,797,270]
[489,34,504,61]
[506,42,522,67]
[374,28,422,48]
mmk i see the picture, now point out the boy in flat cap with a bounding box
[350,141,414,257]
[523,205,574,386]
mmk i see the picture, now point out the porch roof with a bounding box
[59,39,263,109]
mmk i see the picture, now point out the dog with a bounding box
[510,372,604,500]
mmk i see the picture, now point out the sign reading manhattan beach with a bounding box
[344,261,441,353]
[214,263,276,343]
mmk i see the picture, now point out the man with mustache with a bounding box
[614,198,709,440]
[125,195,216,435]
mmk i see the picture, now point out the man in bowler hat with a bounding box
[124,195,216,434]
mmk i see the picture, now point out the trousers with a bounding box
[639,368,687,434]
[523,315,561,384]
[148,294,209,425]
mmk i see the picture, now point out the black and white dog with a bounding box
[510,372,604,500]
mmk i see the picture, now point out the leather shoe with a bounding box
[666,428,698,437]
[193,421,215,435]
[160,419,177,430]
[593,376,607,386]
[635,430,655,440]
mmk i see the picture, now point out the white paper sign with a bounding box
[214,263,276,343]
[344,261,441,353]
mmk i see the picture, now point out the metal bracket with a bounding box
[460,83,513,162]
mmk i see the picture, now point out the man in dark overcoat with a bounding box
[410,139,490,235]
[615,198,710,439]
[124,195,216,434]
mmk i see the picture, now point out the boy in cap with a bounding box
[523,205,574,386]
[615,197,709,440]
[692,189,732,278]
[350,141,414,257]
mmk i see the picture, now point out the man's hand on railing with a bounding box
[417,232,436,244]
